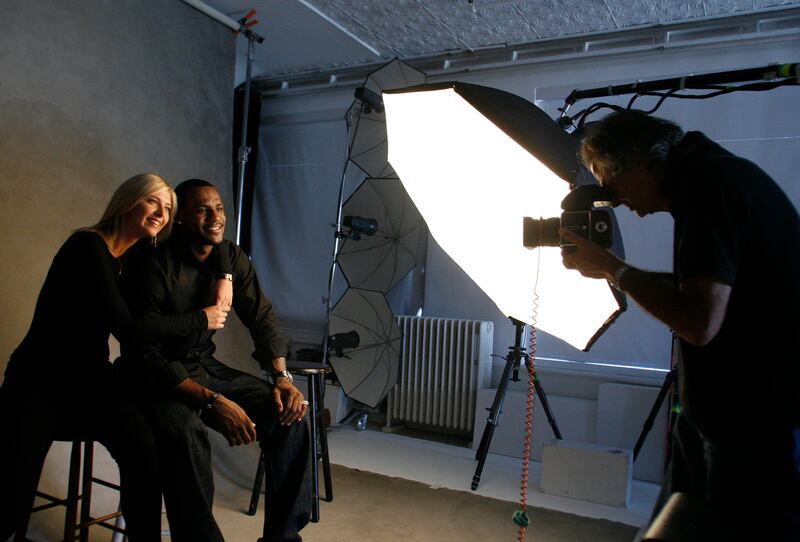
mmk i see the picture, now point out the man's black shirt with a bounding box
[669,132,800,438]
[120,232,290,394]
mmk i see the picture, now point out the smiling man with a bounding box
[120,179,311,542]
[561,110,800,540]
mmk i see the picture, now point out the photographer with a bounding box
[560,110,800,539]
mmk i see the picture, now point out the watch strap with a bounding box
[272,370,293,384]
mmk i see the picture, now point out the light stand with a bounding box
[319,111,356,369]
[178,0,265,244]
[633,335,680,462]
[234,30,264,244]
[634,366,677,461]
[321,106,378,375]
[472,317,562,490]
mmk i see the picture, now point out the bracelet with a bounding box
[610,264,630,290]
[204,392,220,410]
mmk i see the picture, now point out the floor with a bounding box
[20,421,659,541]
[323,424,660,528]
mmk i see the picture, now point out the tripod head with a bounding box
[508,317,529,382]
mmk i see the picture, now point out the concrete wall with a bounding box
[0,0,236,379]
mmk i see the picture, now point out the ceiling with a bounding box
[202,0,800,86]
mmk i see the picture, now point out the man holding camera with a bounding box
[561,110,800,539]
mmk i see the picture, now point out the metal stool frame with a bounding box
[248,362,333,522]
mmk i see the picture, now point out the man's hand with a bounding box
[205,395,258,446]
[213,278,233,309]
[560,228,624,281]
[202,305,230,330]
[273,379,308,426]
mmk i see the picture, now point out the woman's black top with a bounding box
[5,231,207,382]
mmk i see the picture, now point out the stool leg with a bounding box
[111,507,127,542]
[315,374,333,502]
[248,451,265,516]
[63,442,82,542]
[79,442,94,542]
[307,375,320,523]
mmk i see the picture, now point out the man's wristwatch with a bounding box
[217,273,233,281]
[272,370,293,384]
[610,264,630,290]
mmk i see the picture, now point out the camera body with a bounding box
[522,184,614,249]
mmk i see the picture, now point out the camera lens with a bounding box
[523,217,560,248]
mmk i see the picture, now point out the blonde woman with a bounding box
[0,173,229,542]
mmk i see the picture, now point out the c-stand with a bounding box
[634,335,680,461]
[633,367,677,460]
[471,317,562,490]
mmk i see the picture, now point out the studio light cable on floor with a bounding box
[514,255,541,539]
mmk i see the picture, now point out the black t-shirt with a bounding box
[5,231,206,382]
[670,132,800,438]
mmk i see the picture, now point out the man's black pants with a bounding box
[146,358,311,542]
[653,414,800,541]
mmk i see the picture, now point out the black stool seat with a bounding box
[248,362,333,523]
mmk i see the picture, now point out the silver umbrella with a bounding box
[348,59,426,178]
[328,288,402,408]
[337,178,425,293]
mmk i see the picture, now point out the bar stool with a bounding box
[17,440,126,542]
[248,362,333,522]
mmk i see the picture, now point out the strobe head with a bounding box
[327,330,360,357]
[342,215,378,240]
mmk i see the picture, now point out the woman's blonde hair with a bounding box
[92,173,177,243]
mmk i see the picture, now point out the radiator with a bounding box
[386,316,494,435]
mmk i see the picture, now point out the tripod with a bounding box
[471,317,562,490]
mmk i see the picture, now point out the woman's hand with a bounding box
[213,277,233,309]
[202,305,230,330]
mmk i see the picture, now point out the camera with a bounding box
[523,185,614,249]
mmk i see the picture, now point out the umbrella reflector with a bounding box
[338,178,425,293]
[329,288,402,408]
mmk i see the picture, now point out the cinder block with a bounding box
[540,439,632,507]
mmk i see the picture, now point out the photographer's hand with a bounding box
[560,228,624,281]
[561,230,730,346]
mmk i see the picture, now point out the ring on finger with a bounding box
[301,400,309,406]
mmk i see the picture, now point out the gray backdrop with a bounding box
[0,0,236,378]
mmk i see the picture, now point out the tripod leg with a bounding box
[531,371,562,440]
[472,356,516,490]
[633,369,675,461]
